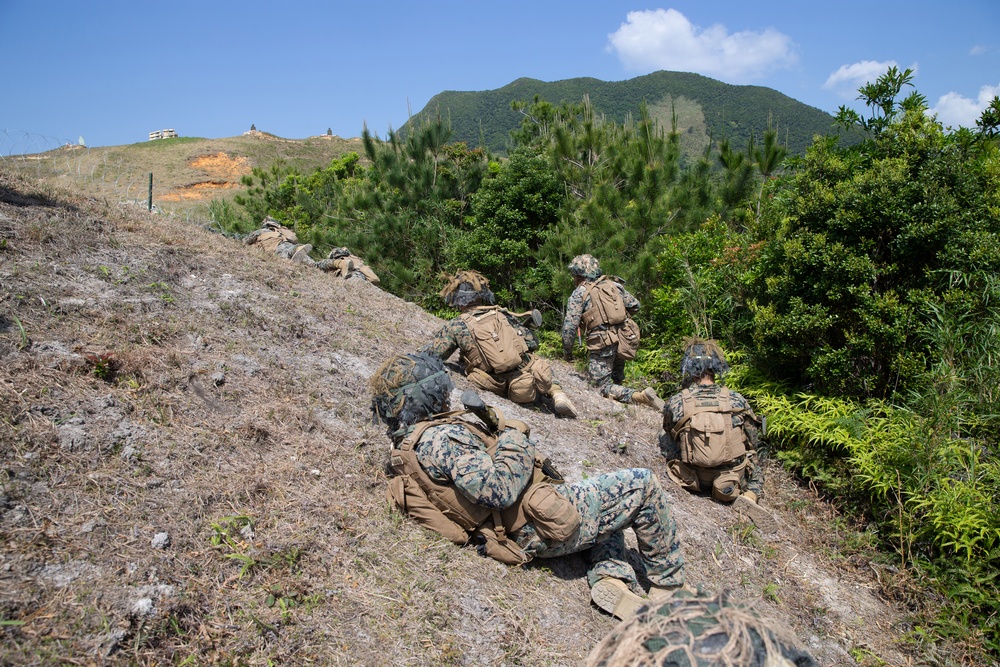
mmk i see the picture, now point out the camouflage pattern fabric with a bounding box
[408,423,537,509]
[408,422,684,591]
[568,254,603,280]
[680,337,730,385]
[562,282,641,404]
[586,588,817,667]
[420,310,563,401]
[659,382,765,497]
[515,468,685,591]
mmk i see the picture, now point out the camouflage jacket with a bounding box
[421,307,538,366]
[397,420,536,509]
[659,382,761,461]
[561,280,639,352]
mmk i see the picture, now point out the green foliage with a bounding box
[448,147,561,306]
[401,71,851,159]
[749,68,1000,398]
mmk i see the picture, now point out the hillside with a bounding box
[0,166,933,665]
[2,131,363,220]
[401,71,849,158]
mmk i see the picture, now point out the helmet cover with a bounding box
[568,254,602,280]
[680,337,730,384]
[370,352,453,433]
[440,270,496,308]
[585,588,817,667]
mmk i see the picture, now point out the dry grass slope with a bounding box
[0,166,923,665]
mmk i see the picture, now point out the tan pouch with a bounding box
[386,476,470,545]
[522,483,581,543]
[615,318,641,361]
[472,523,531,565]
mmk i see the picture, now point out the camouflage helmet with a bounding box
[680,337,730,385]
[440,270,496,308]
[261,216,282,230]
[327,247,352,260]
[370,352,453,434]
[586,588,817,667]
[568,254,602,280]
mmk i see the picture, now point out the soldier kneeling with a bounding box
[659,338,778,533]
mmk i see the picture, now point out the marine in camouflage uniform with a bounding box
[371,352,685,621]
[316,247,381,285]
[561,254,663,410]
[422,270,577,417]
[586,587,817,667]
[658,338,777,532]
[244,217,314,264]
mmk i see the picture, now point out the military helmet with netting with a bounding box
[585,588,817,667]
[568,254,602,280]
[369,352,453,434]
[440,270,496,308]
[680,337,730,385]
[327,247,352,259]
[261,216,282,230]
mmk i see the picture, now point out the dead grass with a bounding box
[0,164,959,666]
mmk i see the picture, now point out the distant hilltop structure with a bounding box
[149,129,178,141]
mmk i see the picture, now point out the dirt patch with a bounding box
[188,152,252,180]
[159,181,243,202]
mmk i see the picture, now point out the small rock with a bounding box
[131,597,154,617]
[211,371,225,386]
[151,532,170,549]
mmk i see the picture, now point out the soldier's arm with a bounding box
[658,405,682,460]
[418,320,462,361]
[622,286,640,315]
[423,426,536,509]
[502,311,538,351]
[560,289,584,352]
[244,229,263,245]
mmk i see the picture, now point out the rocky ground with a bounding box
[0,166,937,665]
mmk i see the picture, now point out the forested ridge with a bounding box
[399,70,852,158]
[208,68,1000,663]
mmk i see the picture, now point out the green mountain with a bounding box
[402,70,845,158]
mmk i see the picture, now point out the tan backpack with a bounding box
[670,388,748,468]
[580,277,628,332]
[460,307,528,374]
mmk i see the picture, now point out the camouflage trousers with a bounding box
[515,468,685,591]
[588,345,634,404]
[665,451,765,500]
[274,241,314,265]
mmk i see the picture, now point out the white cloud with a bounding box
[970,45,989,56]
[606,8,797,83]
[931,84,1000,128]
[823,60,903,99]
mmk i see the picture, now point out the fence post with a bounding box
[148,172,153,211]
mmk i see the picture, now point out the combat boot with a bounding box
[291,244,314,264]
[734,491,778,533]
[551,391,578,418]
[591,578,646,621]
[631,387,665,412]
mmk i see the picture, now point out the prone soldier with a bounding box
[244,217,314,264]
[371,352,687,621]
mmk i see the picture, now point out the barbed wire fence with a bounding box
[0,128,220,228]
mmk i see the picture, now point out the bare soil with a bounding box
[0,166,944,665]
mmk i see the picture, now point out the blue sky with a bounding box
[2,0,998,150]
